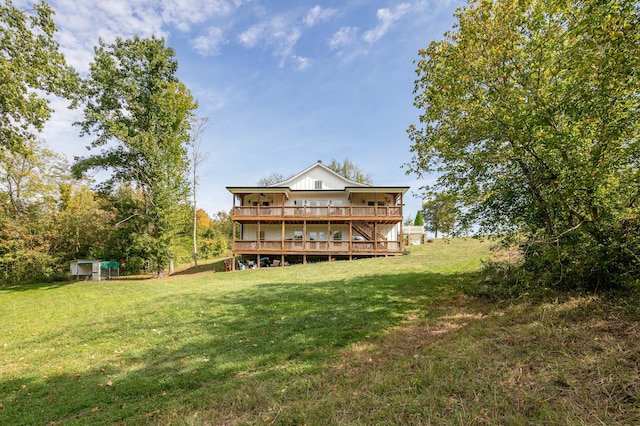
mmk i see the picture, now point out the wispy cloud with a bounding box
[293,55,312,71]
[28,0,241,72]
[328,26,359,50]
[363,3,412,44]
[191,27,225,56]
[304,5,338,27]
[238,12,315,69]
[159,0,237,32]
[327,2,413,60]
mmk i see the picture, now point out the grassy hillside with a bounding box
[1,239,639,425]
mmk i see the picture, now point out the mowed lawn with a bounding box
[1,239,639,425]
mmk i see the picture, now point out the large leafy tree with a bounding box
[407,0,639,288]
[73,36,197,275]
[0,0,78,153]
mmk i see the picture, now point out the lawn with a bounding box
[1,239,639,425]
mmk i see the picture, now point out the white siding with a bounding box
[284,192,350,207]
[289,169,349,190]
[273,163,365,190]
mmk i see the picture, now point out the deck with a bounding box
[232,205,403,223]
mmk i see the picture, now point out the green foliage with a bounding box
[0,0,79,153]
[0,138,66,216]
[413,210,424,226]
[421,192,457,238]
[0,139,72,283]
[52,184,115,261]
[74,36,197,274]
[407,0,640,289]
[327,158,373,184]
[0,211,57,283]
[199,210,233,258]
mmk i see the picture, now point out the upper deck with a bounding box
[231,205,403,223]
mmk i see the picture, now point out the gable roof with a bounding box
[226,161,409,197]
[269,161,368,189]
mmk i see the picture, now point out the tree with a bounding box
[407,0,639,289]
[413,210,424,227]
[421,192,457,239]
[53,183,114,261]
[73,36,197,276]
[327,158,373,185]
[189,117,209,267]
[0,0,78,153]
[0,138,66,216]
[258,172,287,187]
[202,210,233,257]
[0,138,69,283]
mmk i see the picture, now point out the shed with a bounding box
[70,260,120,281]
[403,226,427,245]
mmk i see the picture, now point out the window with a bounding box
[259,230,265,240]
[294,230,303,240]
[308,232,317,241]
[319,232,327,241]
[315,180,323,189]
[333,231,342,240]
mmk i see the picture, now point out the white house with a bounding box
[227,161,409,268]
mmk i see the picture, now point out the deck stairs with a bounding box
[352,221,387,242]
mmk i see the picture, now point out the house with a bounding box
[226,161,409,268]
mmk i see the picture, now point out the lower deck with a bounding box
[232,251,401,270]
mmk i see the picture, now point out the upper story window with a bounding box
[315,180,323,189]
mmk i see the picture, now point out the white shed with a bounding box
[403,226,427,245]
[70,260,120,281]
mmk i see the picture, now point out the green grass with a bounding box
[1,239,639,425]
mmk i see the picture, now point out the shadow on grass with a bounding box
[172,259,227,275]
[0,260,223,292]
[0,280,78,292]
[0,269,486,424]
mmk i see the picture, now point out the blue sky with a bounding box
[22,0,463,220]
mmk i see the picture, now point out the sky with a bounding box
[18,0,464,220]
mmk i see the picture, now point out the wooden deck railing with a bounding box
[233,205,402,218]
[233,240,402,253]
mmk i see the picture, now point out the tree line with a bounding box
[408,0,639,290]
[1,1,231,283]
[2,0,638,291]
